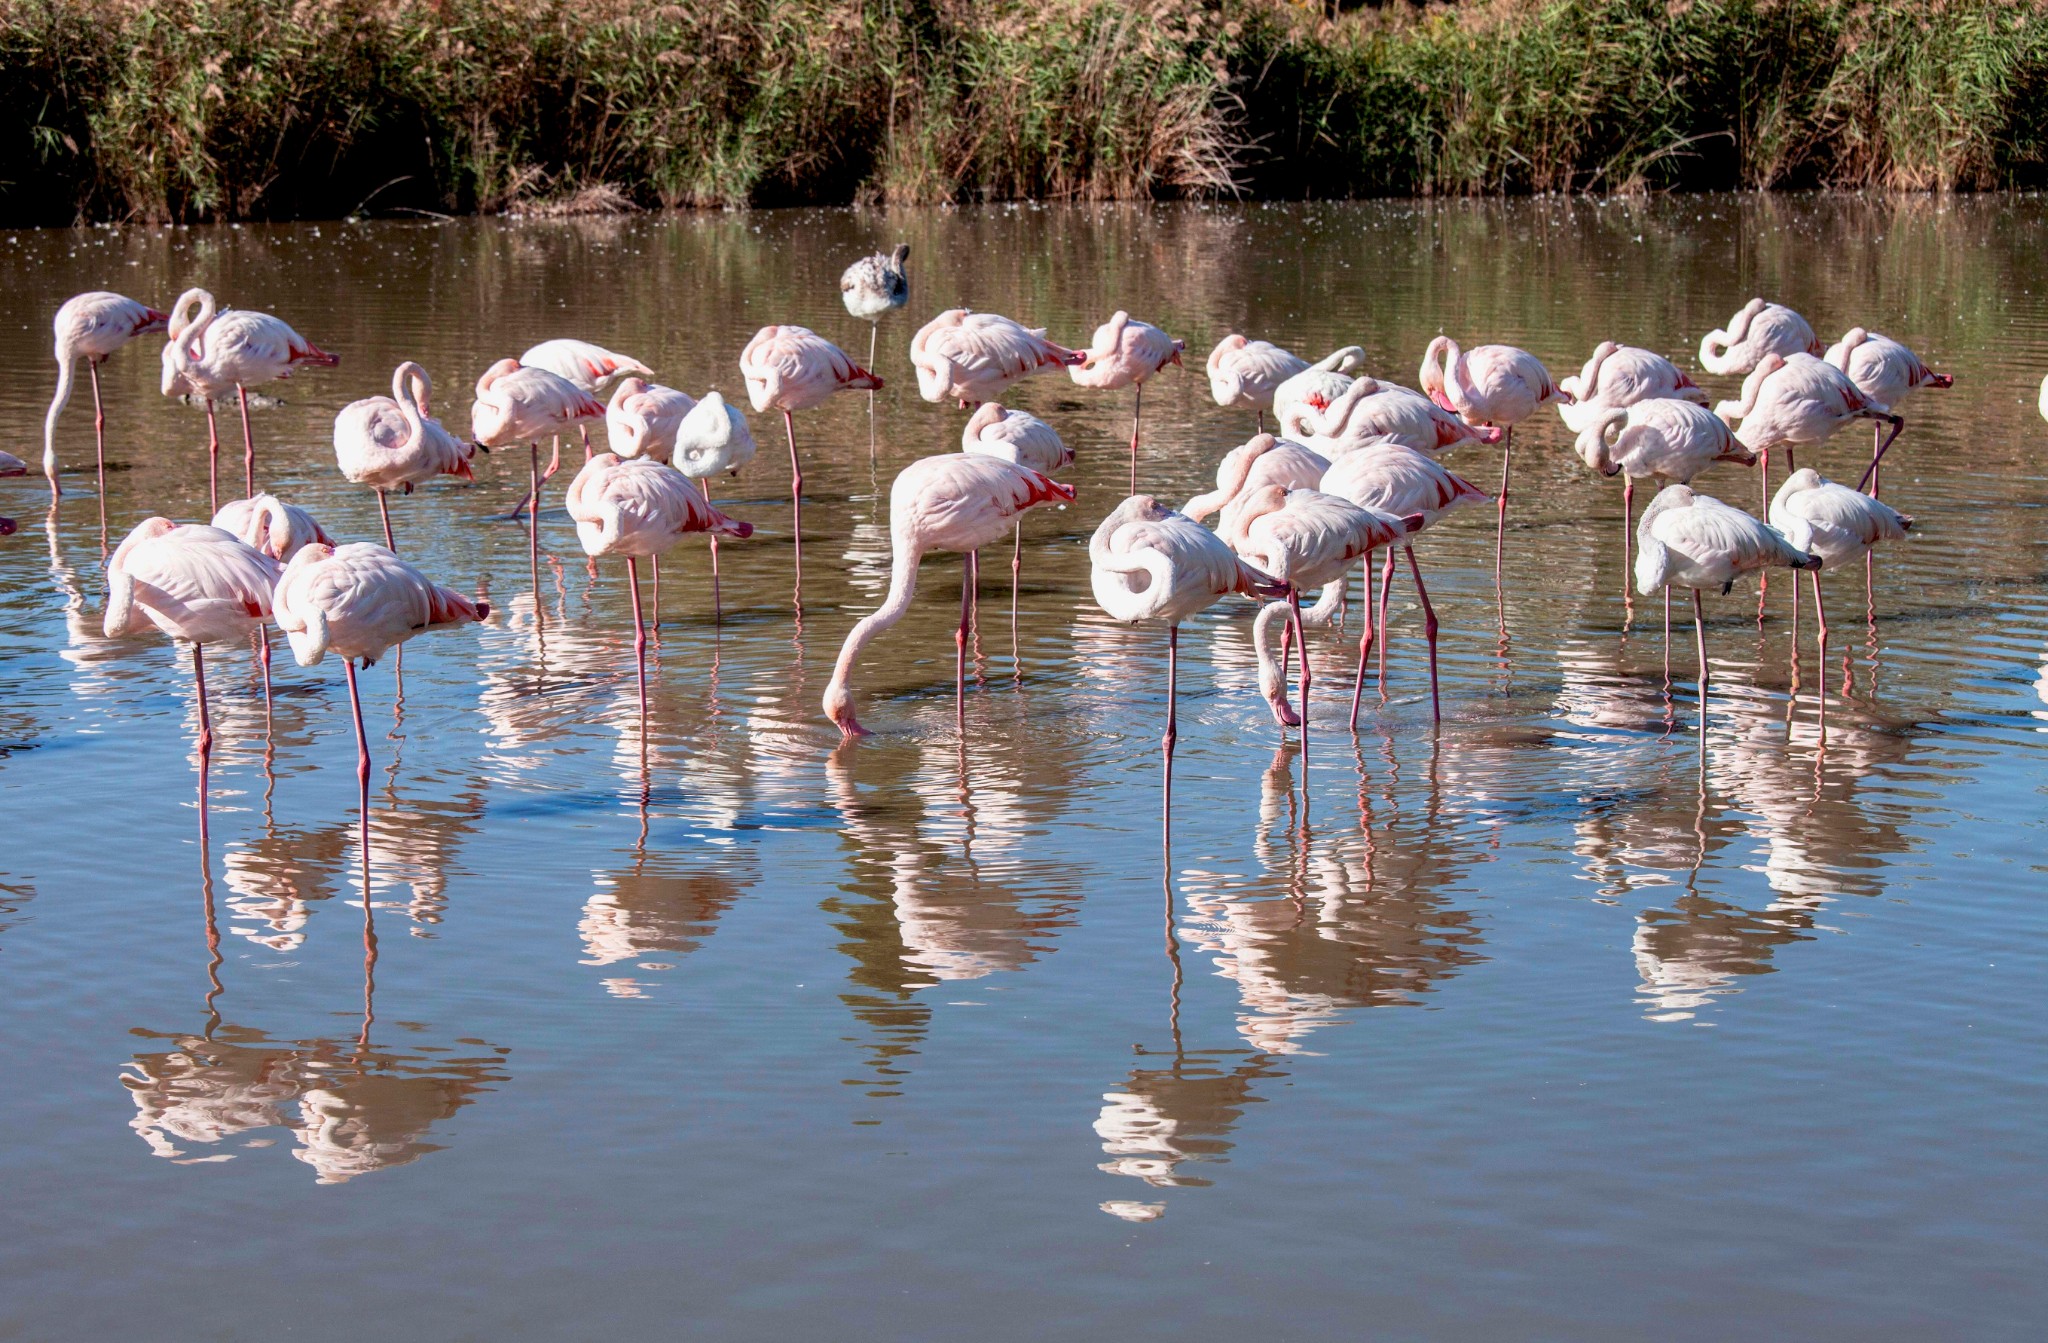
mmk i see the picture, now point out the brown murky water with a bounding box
[1,198,2044,1340]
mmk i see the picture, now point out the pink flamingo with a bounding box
[42,291,169,508]
[103,517,282,767]
[1296,377,1499,457]
[1575,398,1754,594]
[566,453,754,726]
[159,288,338,510]
[910,309,1083,407]
[1821,329,1953,493]
[1070,311,1184,493]
[962,403,1073,621]
[1183,433,1329,523]
[1225,484,1418,752]
[1634,485,1819,731]
[1418,337,1569,580]
[1207,335,1310,433]
[522,338,654,463]
[1089,494,1283,811]
[334,362,476,550]
[212,494,334,563]
[470,357,606,579]
[274,541,487,882]
[604,378,695,464]
[1319,444,1490,724]
[739,324,883,579]
[1698,299,1823,376]
[667,392,756,621]
[1714,352,1901,510]
[1557,342,1708,435]
[1769,468,1912,672]
[823,453,1075,738]
[1272,346,1369,437]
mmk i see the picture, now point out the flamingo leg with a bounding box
[784,409,804,587]
[258,627,273,731]
[1856,415,1903,495]
[1407,547,1442,724]
[628,556,648,734]
[377,490,394,552]
[1163,624,1178,845]
[1256,408,1266,435]
[956,550,975,735]
[527,443,541,601]
[1349,558,1378,730]
[541,435,563,484]
[89,361,107,554]
[205,398,221,516]
[345,656,373,888]
[650,553,661,632]
[192,643,213,762]
[1376,546,1396,693]
[1291,588,1311,771]
[1128,383,1143,495]
[1692,587,1709,735]
[868,324,879,424]
[1662,585,1672,684]
[236,385,257,498]
[581,424,593,463]
[1010,521,1022,660]
[1622,475,1634,605]
[702,477,723,623]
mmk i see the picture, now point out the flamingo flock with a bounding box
[16,259,1962,863]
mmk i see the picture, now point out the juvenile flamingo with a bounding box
[1182,433,1329,523]
[823,453,1074,738]
[1698,299,1823,376]
[103,518,282,768]
[470,357,605,579]
[738,324,883,579]
[1089,494,1283,813]
[1319,443,1490,724]
[1070,311,1184,493]
[522,338,654,462]
[1769,468,1912,670]
[565,453,754,727]
[1206,335,1310,433]
[334,362,476,550]
[909,309,1083,407]
[1714,352,1901,509]
[841,244,911,376]
[1820,329,1953,493]
[42,291,169,506]
[1633,485,1819,730]
[1418,337,1569,582]
[273,541,487,888]
[962,403,1073,621]
[159,288,338,508]
[1557,342,1708,435]
[1575,398,1754,594]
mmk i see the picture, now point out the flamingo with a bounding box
[1089,494,1283,806]
[1272,346,1369,437]
[667,392,756,620]
[470,357,606,579]
[1714,352,1901,509]
[822,453,1075,738]
[1070,311,1184,493]
[272,541,488,887]
[1557,342,1708,435]
[909,309,1083,407]
[1633,485,1819,730]
[1698,299,1823,376]
[1575,398,1754,593]
[1418,337,1569,582]
[42,291,169,509]
[1821,328,1953,493]
[1319,443,1490,724]
[1224,484,1418,749]
[159,288,338,509]
[565,453,754,727]
[604,377,694,464]
[1769,468,1912,667]
[841,244,911,377]
[738,324,883,579]
[1183,433,1329,522]
[103,518,282,769]
[1295,377,1499,457]
[1207,335,1310,433]
[962,402,1072,623]
[333,362,476,550]
[521,338,654,464]
[211,494,334,563]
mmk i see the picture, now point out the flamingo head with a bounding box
[823,683,868,738]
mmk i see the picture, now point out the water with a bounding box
[2,198,2045,1340]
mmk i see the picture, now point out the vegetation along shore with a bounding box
[3,0,2045,225]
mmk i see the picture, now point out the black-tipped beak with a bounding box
[472,441,491,455]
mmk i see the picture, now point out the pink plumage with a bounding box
[1207,335,1310,413]
[566,453,753,558]
[910,309,1081,405]
[738,325,882,413]
[210,493,335,563]
[274,543,486,668]
[471,358,606,446]
[103,518,280,645]
[604,377,697,464]
[1069,311,1184,390]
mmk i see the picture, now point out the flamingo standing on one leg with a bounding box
[103,518,282,772]
[1575,398,1755,603]
[159,288,338,507]
[521,338,654,466]
[1769,468,1912,688]
[1319,443,1490,724]
[471,358,606,588]
[42,292,169,526]
[209,492,333,710]
[841,244,911,400]
[666,393,756,622]
[909,309,1084,407]
[566,453,754,730]
[1070,312,1184,494]
[334,362,477,552]
[1821,328,1953,496]
[1633,485,1820,732]
[739,324,883,586]
[1557,342,1709,435]
[1207,335,1310,435]
[1698,299,1823,376]
[1418,336,1569,596]
[961,403,1072,627]
[1714,352,1902,513]
[823,453,1074,738]
[272,541,488,892]
[1089,494,1284,830]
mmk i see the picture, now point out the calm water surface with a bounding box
[1,199,2045,1340]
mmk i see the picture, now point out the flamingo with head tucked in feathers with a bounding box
[471,357,606,580]
[1272,347,1369,437]
[1714,352,1902,510]
[1698,299,1822,376]
[1294,376,1499,458]
[1070,312,1184,493]
[334,362,476,550]
[1183,433,1329,523]
[1207,336,1310,433]
[739,324,883,582]
[43,291,168,509]
[963,402,1074,625]
[823,453,1074,738]
[1769,467,1912,671]
[1419,336,1569,585]
[1821,329,1952,495]
[522,338,653,463]
[1557,342,1708,435]
[910,309,1083,408]
[1575,398,1754,593]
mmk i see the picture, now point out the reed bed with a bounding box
[2,0,2045,224]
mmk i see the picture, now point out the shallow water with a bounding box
[2,198,2045,1341]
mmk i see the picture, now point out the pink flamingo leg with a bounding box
[956,550,976,734]
[192,643,213,763]
[702,478,723,623]
[1128,383,1144,496]
[88,361,107,553]
[345,656,373,892]
[1494,426,1512,596]
[1406,548,1442,724]
[1349,558,1378,730]
[204,399,221,516]
[784,409,804,587]
[237,385,256,498]
[1290,588,1311,771]
[1622,476,1634,606]
[1376,546,1396,693]
[650,553,662,633]
[1692,588,1709,735]
[628,556,648,733]
[377,490,395,552]
[1255,408,1265,435]
[258,627,273,731]
[1163,624,1178,846]
[581,425,593,463]
[527,443,541,607]
[1010,521,1022,652]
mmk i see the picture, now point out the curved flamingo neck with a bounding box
[42,354,75,482]
[393,362,428,444]
[824,536,927,721]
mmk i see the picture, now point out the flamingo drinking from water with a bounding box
[822,453,1074,738]
[1070,311,1184,493]
[909,309,1083,407]
[1698,299,1823,376]
[1418,337,1568,585]
[334,362,476,550]
[1820,329,1952,494]
[1557,342,1708,435]
[738,324,883,581]
[42,291,169,509]
[1207,336,1310,433]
